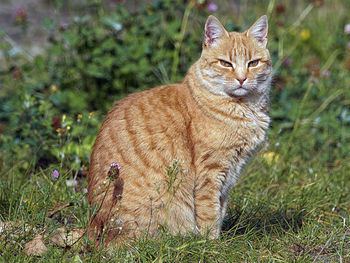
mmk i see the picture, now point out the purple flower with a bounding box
[321,69,330,78]
[109,162,121,178]
[207,2,218,12]
[51,169,60,180]
[74,186,87,193]
[110,162,120,171]
[14,8,27,25]
[345,24,350,35]
[282,57,291,67]
[59,21,68,30]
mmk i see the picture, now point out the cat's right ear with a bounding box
[204,16,228,48]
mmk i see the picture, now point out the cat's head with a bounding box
[197,15,272,99]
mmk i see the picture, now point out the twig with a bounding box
[170,1,194,82]
[1,31,33,61]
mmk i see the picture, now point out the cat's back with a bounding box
[96,83,192,139]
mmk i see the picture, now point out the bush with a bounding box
[45,0,209,112]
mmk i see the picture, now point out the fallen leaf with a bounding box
[49,227,84,247]
[23,234,48,256]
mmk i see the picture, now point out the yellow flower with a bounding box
[56,128,61,133]
[62,114,66,121]
[77,114,83,119]
[89,112,94,118]
[22,161,29,170]
[50,84,58,92]
[66,125,71,131]
[300,29,310,41]
[261,151,280,166]
[146,8,153,16]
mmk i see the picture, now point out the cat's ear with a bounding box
[204,15,228,48]
[247,15,268,48]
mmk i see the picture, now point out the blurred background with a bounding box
[1,1,350,260]
[1,0,349,171]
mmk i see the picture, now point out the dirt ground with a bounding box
[0,0,144,65]
[0,0,84,59]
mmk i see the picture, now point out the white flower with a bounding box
[345,24,350,34]
[66,179,78,187]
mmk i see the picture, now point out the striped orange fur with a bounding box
[88,15,272,246]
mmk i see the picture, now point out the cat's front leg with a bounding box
[194,176,223,238]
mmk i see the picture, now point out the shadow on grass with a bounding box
[221,205,305,237]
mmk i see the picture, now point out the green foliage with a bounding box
[0,60,99,172]
[46,0,205,112]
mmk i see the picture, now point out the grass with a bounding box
[1,0,350,262]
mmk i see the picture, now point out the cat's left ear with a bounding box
[247,15,268,48]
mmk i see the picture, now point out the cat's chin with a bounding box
[228,87,249,97]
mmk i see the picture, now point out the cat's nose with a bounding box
[236,78,247,85]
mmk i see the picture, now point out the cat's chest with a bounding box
[193,108,269,179]
[211,111,269,187]
[196,110,268,150]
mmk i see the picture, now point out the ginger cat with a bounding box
[88,15,272,245]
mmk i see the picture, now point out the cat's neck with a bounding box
[185,60,270,117]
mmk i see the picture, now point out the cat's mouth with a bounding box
[229,86,249,97]
[234,85,247,90]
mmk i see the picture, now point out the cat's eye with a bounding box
[219,60,232,68]
[248,60,259,68]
